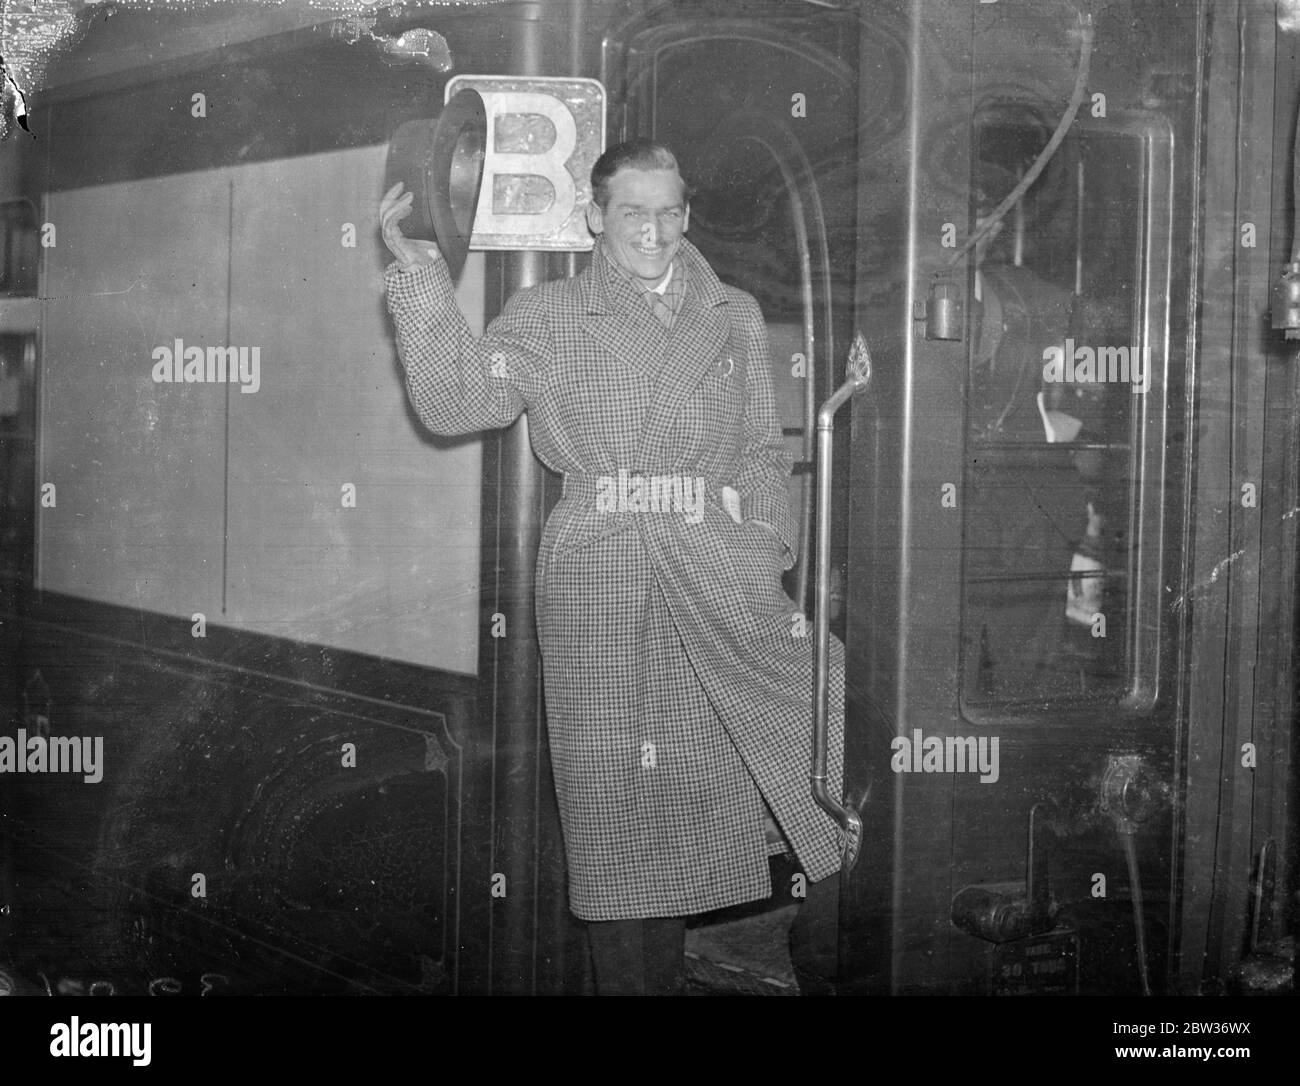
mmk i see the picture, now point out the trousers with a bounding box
[586,857,840,995]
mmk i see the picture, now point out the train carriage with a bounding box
[0,0,1295,1000]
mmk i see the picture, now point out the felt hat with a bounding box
[384,88,486,276]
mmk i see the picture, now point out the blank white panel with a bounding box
[39,174,230,614]
[223,147,482,673]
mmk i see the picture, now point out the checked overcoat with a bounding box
[385,237,846,920]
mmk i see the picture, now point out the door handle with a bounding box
[811,331,871,872]
[950,803,1057,942]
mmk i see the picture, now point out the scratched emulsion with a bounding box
[0,0,513,142]
[0,0,85,139]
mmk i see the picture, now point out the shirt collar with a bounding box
[600,244,676,292]
[585,236,723,317]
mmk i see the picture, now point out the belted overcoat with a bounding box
[385,237,846,920]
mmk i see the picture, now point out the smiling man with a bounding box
[586,143,688,286]
[381,138,847,996]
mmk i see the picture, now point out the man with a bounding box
[380,139,846,995]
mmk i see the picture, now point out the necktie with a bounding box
[646,289,674,329]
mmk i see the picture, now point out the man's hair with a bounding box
[590,138,690,209]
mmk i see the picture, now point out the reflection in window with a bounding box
[961,118,1165,713]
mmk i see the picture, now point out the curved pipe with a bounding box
[948,12,1095,267]
[812,333,872,871]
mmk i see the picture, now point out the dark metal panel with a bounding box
[1251,19,1300,967]
[844,0,1205,995]
[0,594,479,995]
[1178,0,1282,993]
[842,0,970,993]
[33,16,517,189]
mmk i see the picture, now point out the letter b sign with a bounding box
[445,76,606,251]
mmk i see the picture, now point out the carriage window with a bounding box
[960,115,1172,717]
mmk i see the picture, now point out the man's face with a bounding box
[586,167,690,284]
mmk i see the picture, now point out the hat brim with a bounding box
[385,89,487,277]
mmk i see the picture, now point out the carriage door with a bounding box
[841,1,1190,995]
[601,0,865,979]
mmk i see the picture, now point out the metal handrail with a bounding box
[811,331,871,872]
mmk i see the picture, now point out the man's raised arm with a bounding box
[381,182,553,437]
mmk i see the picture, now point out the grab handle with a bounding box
[811,331,872,872]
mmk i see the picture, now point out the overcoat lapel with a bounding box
[637,241,731,460]
[578,240,732,454]
[579,245,667,381]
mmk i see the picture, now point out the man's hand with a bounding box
[380,182,446,273]
[723,485,786,562]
